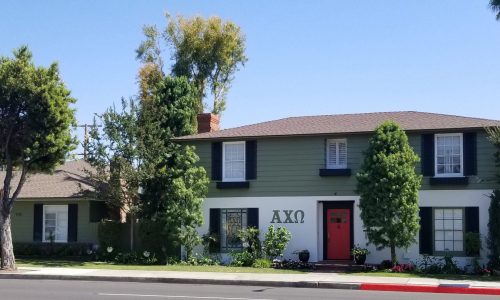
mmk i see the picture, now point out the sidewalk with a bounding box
[1,267,500,295]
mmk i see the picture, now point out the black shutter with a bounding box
[33,204,43,242]
[419,207,433,255]
[211,142,222,181]
[209,208,221,253]
[465,207,479,233]
[421,134,435,177]
[68,204,78,242]
[247,208,259,229]
[245,141,257,180]
[465,207,480,256]
[464,132,477,176]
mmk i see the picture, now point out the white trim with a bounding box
[434,133,464,177]
[222,141,246,182]
[42,205,68,243]
[326,138,347,169]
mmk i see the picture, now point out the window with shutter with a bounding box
[223,141,246,182]
[435,133,463,177]
[326,139,347,169]
[43,205,68,243]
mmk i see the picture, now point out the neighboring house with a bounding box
[178,112,500,265]
[1,160,106,246]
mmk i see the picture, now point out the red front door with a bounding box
[327,208,351,260]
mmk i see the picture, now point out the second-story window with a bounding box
[223,141,246,181]
[326,139,347,169]
[435,133,463,177]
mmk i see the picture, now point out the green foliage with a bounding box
[137,15,247,114]
[486,127,500,269]
[85,99,142,219]
[97,220,123,250]
[201,232,219,255]
[139,76,209,250]
[179,226,201,260]
[464,232,482,257]
[263,225,292,260]
[137,219,175,261]
[238,227,261,259]
[351,245,370,256]
[356,121,422,265]
[491,0,500,21]
[14,243,91,257]
[230,250,255,267]
[253,258,272,268]
[0,46,77,269]
[488,190,500,268]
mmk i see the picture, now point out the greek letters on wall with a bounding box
[270,210,305,224]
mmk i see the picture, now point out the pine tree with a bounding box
[357,121,422,265]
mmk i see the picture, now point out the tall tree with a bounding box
[85,99,142,232]
[486,127,500,268]
[491,0,500,20]
[137,14,247,115]
[356,121,422,266]
[139,76,209,253]
[0,46,76,270]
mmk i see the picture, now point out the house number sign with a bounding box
[270,210,305,224]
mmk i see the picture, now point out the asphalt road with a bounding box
[0,279,498,300]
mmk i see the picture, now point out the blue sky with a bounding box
[1,0,500,143]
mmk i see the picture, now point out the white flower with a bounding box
[107,246,114,253]
[86,249,93,255]
[143,251,150,258]
[242,242,249,248]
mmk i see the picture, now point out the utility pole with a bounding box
[76,124,102,160]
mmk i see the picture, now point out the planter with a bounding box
[353,254,366,265]
[298,251,310,263]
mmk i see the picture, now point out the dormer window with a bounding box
[435,133,463,177]
[326,139,347,169]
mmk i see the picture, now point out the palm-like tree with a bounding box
[491,0,500,20]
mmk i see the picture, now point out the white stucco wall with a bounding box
[197,189,492,266]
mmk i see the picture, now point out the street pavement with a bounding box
[1,267,500,296]
[0,279,498,300]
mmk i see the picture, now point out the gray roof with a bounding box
[0,160,93,199]
[177,111,500,141]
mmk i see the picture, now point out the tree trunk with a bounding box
[390,244,397,267]
[0,212,16,270]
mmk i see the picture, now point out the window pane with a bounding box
[435,241,444,251]
[435,230,444,240]
[223,143,245,180]
[454,219,462,230]
[454,230,463,241]
[444,241,454,251]
[435,220,444,230]
[454,241,463,251]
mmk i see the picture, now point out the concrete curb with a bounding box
[0,273,362,290]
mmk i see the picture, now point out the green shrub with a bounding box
[253,258,272,268]
[230,251,255,267]
[180,226,201,260]
[98,220,123,250]
[263,225,291,259]
[14,242,92,257]
[138,219,178,262]
[238,227,261,259]
[465,232,482,257]
[488,190,500,268]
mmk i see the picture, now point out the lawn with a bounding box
[16,258,305,274]
[344,270,500,282]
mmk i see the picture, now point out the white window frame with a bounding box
[434,133,463,177]
[326,139,347,169]
[222,141,246,182]
[42,205,68,243]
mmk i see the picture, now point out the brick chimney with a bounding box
[197,113,220,133]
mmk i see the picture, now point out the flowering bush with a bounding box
[391,263,415,273]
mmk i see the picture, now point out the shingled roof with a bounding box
[177,111,500,141]
[0,160,93,199]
